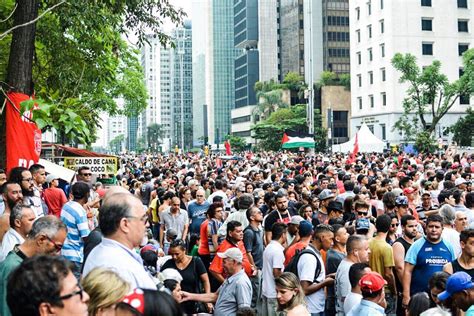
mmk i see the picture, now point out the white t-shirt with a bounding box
[335,259,353,314]
[297,245,325,313]
[262,240,285,298]
[442,227,461,257]
[344,292,362,314]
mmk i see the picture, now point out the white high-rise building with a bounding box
[140,34,172,152]
[350,0,472,145]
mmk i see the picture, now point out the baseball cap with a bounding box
[318,189,335,201]
[46,174,59,184]
[438,272,474,301]
[298,220,313,237]
[217,247,243,263]
[455,178,470,186]
[327,201,343,213]
[359,272,387,293]
[356,218,370,232]
[166,229,178,240]
[290,215,305,225]
[140,244,158,255]
[403,187,416,195]
[161,268,183,283]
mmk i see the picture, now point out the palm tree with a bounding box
[253,89,289,120]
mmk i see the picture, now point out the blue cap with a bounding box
[438,272,474,301]
[356,218,370,232]
[299,220,313,237]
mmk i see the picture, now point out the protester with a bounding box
[6,255,89,316]
[82,267,130,316]
[275,272,310,316]
[8,167,44,218]
[0,216,66,316]
[187,188,210,235]
[347,272,387,316]
[43,174,68,218]
[344,263,371,314]
[0,204,35,262]
[159,197,189,245]
[438,271,474,314]
[443,228,474,277]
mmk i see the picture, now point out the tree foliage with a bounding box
[225,135,247,153]
[0,0,185,145]
[316,71,350,90]
[448,107,474,146]
[391,51,474,145]
[109,134,125,153]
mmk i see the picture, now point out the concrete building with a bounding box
[319,86,351,145]
[139,34,172,152]
[170,22,193,150]
[107,100,127,152]
[258,0,279,82]
[349,0,473,145]
[280,0,305,79]
[192,0,237,146]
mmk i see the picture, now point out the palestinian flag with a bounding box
[281,131,315,149]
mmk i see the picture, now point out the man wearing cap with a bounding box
[347,272,387,316]
[181,247,252,315]
[316,189,335,224]
[326,201,344,224]
[455,178,470,192]
[286,215,304,247]
[43,174,67,218]
[284,220,313,266]
[438,271,474,314]
[402,215,456,309]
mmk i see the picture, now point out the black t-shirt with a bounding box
[161,256,207,314]
[264,210,291,232]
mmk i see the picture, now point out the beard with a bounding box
[6,198,19,210]
[22,189,34,197]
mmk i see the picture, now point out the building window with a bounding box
[381,92,386,106]
[369,71,373,84]
[381,68,386,81]
[356,29,361,42]
[368,48,373,61]
[356,7,360,20]
[381,0,384,9]
[380,20,384,33]
[422,18,433,31]
[368,25,372,38]
[458,20,469,32]
[368,125,374,133]
[367,1,372,15]
[358,74,362,87]
[458,0,468,8]
[422,43,433,55]
[459,43,469,56]
[357,52,361,64]
[380,124,386,140]
[421,0,431,6]
[358,97,362,109]
[380,44,385,57]
[370,95,374,108]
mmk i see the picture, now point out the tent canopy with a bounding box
[39,158,76,182]
[332,123,385,153]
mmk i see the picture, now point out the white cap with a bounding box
[161,268,183,282]
[455,178,469,186]
[46,174,59,184]
[217,248,243,263]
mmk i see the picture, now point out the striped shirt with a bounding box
[60,201,90,263]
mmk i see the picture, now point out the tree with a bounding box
[109,134,125,153]
[147,123,164,152]
[448,107,474,146]
[0,0,185,163]
[316,71,350,90]
[225,135,247,153]
[253,89,289,120]
[391,51,474,146]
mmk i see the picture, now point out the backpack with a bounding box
[284,247,322,283]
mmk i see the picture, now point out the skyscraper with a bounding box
[171,22,193,150]
[192,0,237,146]
[258,0,279,82]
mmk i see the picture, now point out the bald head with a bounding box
[99,193,142,237]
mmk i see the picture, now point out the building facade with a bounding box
[171,22,193,150]
[350,0,473,145]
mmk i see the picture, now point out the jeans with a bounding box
[385,292,397,316]
[250,270,262,310]
[262,296,278,316]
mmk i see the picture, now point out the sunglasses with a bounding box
[357,211,368,216]
[80,173,92,176]
[391,223,399,227]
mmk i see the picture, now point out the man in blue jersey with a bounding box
[60,182,91,279]
[402,215,456,309]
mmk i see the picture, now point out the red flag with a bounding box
[349,133,359,163]
[224,140,231,155]
[5,92,42,172]
[281,133,289,144]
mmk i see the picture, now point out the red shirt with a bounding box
[198,219,210,255]
[284,240,309,266]
[43,188,67,218]
[209,239,252,278]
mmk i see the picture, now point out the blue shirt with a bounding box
[405,237,456,295]
[60,201,90,263]
[347,299,385,316]
[187,200,210,235]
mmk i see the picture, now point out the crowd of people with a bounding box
[0,149,473,316]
